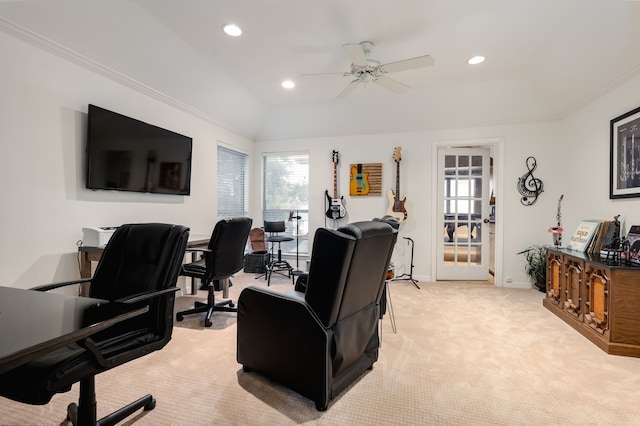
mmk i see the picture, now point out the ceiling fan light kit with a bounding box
[306,41,434,98]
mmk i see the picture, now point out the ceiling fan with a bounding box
[303,41,434,98]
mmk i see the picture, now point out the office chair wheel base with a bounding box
[176,313,184,322]
[205,319,212,327]
[144,397,156,411]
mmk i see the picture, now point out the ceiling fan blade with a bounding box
[300,72,350,78]
[379,55,434,73]
[375,75,410,94]
[343,43,368,67]
[336,80,360,98]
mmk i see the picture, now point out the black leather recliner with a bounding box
[236,221,397,411]
[0,223,190,426]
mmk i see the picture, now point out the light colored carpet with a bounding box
[3,272,640,425]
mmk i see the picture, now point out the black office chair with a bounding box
[0,223,189,426]
[264,220,294,285]
[175,217,252,327]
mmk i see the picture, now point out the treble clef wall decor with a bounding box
[517,156,544,206]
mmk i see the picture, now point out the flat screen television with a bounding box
[86,104,192,195]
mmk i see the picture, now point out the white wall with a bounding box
[255,121,561,287]
[4,22,640,291]
[0,31,253,288]
[558,73,640,234]
[254,72,640,288]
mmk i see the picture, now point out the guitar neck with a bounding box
[395,161,400,201]
[333,162,338,198]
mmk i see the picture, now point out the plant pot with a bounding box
[534,280,546,292]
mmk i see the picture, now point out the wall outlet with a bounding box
[505,276,513,283]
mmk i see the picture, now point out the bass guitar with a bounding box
[325,150,347,219]
[386,146,408,222]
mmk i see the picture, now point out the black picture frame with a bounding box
[610,105,640,199]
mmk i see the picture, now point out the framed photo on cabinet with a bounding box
[610,105,640,199]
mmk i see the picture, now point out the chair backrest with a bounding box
[206,217,253,280]
[249,227,267,253]
[91,223,190,300]
[304,221,397,327]
[336,222,397,320]
[264,220,286,234]
[89,223,190,343]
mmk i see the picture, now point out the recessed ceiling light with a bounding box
[281,80,295,89]
[467,56,486,65]
[222,23,242,37]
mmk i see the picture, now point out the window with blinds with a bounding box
[217,145,248,219]
[263,152,309,255]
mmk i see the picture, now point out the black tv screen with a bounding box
[86,104,192,195]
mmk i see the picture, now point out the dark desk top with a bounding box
[548,247,640,270]
[0,286,146,374]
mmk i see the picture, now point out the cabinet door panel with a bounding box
[584,266,609,336]
[563,259,582,318]
[547,252,563,306]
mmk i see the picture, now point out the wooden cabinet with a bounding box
[543,248,640,357]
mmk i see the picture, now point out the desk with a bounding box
[79,234,210,295]
[0,286,147,374]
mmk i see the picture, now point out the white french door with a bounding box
[436,147,491,280]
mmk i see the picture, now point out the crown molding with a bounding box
[0,16,243,135]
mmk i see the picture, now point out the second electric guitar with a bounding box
[386,146,408,222]
[325,150,347,219]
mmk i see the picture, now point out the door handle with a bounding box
[483,218,490,224]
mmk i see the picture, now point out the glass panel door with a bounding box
[437,148,490,280]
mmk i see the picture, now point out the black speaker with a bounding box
[244,253,269,273]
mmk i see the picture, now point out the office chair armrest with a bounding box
[184,247,212,265]
[78,302,154,369]
[30,278,93,292]
[182,248,215,272]
[115,286,180,304]
[184,247,211,253]
[294,273,309,292]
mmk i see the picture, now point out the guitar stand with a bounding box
[391,237,420,289]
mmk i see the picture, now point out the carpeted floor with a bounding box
[3,272,640,425]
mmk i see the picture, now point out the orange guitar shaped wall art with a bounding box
[349,163,370,195]
[386,146,408,222]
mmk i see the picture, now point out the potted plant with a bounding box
[518,245,547,292]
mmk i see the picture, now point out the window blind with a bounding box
[263,152,309,255]
[217,145,248,219]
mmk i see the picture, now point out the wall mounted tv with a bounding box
[86,104,192,195]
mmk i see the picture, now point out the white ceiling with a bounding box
[1,0,640,140]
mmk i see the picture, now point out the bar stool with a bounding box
[264,220,294,285]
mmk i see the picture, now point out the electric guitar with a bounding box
[350,163,370,195]
[386,146,408,222]
[325,150,347,219]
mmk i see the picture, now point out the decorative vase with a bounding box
[548,226,563,248]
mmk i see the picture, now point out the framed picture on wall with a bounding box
[349,163,382,196]
[610,105,640,199]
